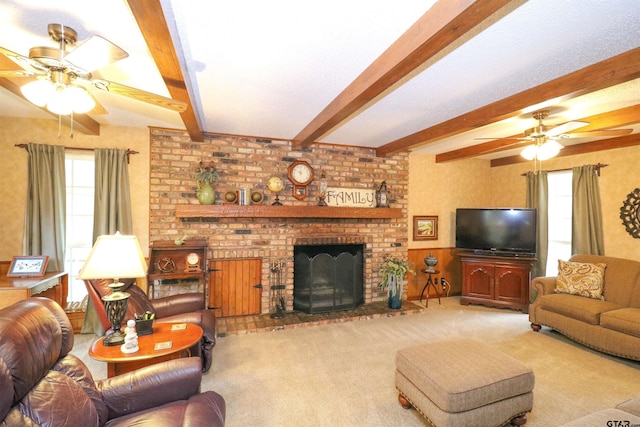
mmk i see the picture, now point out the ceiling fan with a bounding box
[0,23,187,115]
[477,110,633,143]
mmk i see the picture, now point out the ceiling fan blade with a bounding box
[86,91,108,115]
[566,129,633,138]
[0,69,37,77]
[0,46,48,74]
[65,35,128,73]
[90,79,187,112]
[546,120,588,137]
[474,137,531,141]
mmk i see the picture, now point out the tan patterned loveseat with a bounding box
[529,254,640,360]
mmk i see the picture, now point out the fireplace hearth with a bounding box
[294,244,364,314]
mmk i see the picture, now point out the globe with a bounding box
[268,176,284,193]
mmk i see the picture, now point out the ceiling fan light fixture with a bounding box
[520,139,563,161]
[21,78,94,115]
[537,139,562,160]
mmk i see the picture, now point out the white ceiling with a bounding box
[1,0,639,163]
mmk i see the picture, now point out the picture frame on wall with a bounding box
[413,216,438,241]
[6,256,49,277]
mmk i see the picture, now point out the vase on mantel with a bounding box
[197,181,216,205]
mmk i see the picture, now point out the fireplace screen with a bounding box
[294,244,364,314]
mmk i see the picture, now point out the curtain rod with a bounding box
[521,163,608,177]
[15,144,139,163]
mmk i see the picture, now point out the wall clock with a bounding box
[287,160,314,200]
[620,188,640,238]
[185,252,202,273]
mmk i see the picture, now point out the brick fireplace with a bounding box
[148,128,409,315]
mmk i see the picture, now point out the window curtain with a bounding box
[572,165,604,255]
[23,143,66,272]
[92,148,133,240]
[526,171,548,283]
[83,148,133,335]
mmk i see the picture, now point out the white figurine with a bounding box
[120,319,139,354]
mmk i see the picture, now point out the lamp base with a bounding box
[103,330,126,346]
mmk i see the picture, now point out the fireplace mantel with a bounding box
[175,205,403,219]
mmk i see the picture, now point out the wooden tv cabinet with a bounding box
[459,253,534,313]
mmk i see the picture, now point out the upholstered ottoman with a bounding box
[395,339,534,426]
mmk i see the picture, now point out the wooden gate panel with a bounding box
[209,258,261,317]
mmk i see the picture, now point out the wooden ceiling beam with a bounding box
[290,0,522,151]
[436,103,640,162]
[127,0,203,142]
[490,133,640,167]
[377,47,640,157]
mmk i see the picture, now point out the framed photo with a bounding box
[413,216,438,241]
[6,256,49,277]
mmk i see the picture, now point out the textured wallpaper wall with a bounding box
[490,146,640,261]
[0,117,151,260]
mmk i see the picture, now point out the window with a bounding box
[65,151,95,303]
[546,170,572,276]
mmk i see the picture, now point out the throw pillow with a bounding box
[554,259,607,300]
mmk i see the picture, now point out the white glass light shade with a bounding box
[47,85,74,115]
[537,139,562,160]
[21,80,55,106]
[520,140,563,161]
[78,232,148,281]
[520,145,538,160]
[65,85,95,113]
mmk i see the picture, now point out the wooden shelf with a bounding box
[148,272,206,281]
[175,204,403,219]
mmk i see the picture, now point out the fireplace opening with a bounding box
[294,244,364,314]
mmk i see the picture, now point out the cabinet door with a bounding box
[463,262,494,300]
[209,258,262,317]
[494,264,529,304]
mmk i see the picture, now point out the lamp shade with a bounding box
[78,232,148,280]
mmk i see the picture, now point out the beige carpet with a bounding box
[72,297,640,426]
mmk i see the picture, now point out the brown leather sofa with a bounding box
[85,279,216,372]
[0,297,225,426]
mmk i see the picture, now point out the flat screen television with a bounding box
[455,208,537,257]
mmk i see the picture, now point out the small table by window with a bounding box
[89,322,202,378]
[0,271,68,310]
[419,269,441,307]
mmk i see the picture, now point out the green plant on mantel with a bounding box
[378,255,415,298]
[194,164,220,186]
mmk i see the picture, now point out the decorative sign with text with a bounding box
[325,187,376,207]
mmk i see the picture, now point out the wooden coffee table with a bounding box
[89,322,203,378]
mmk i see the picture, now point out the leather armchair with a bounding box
[84,279,216,372]
[0,297,225,426]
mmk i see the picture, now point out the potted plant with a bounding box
[195,164,220,205]
[379,255,415,309]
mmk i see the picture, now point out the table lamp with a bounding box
[78,232,148,346]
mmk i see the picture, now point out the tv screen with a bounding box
[455,208,537,256]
